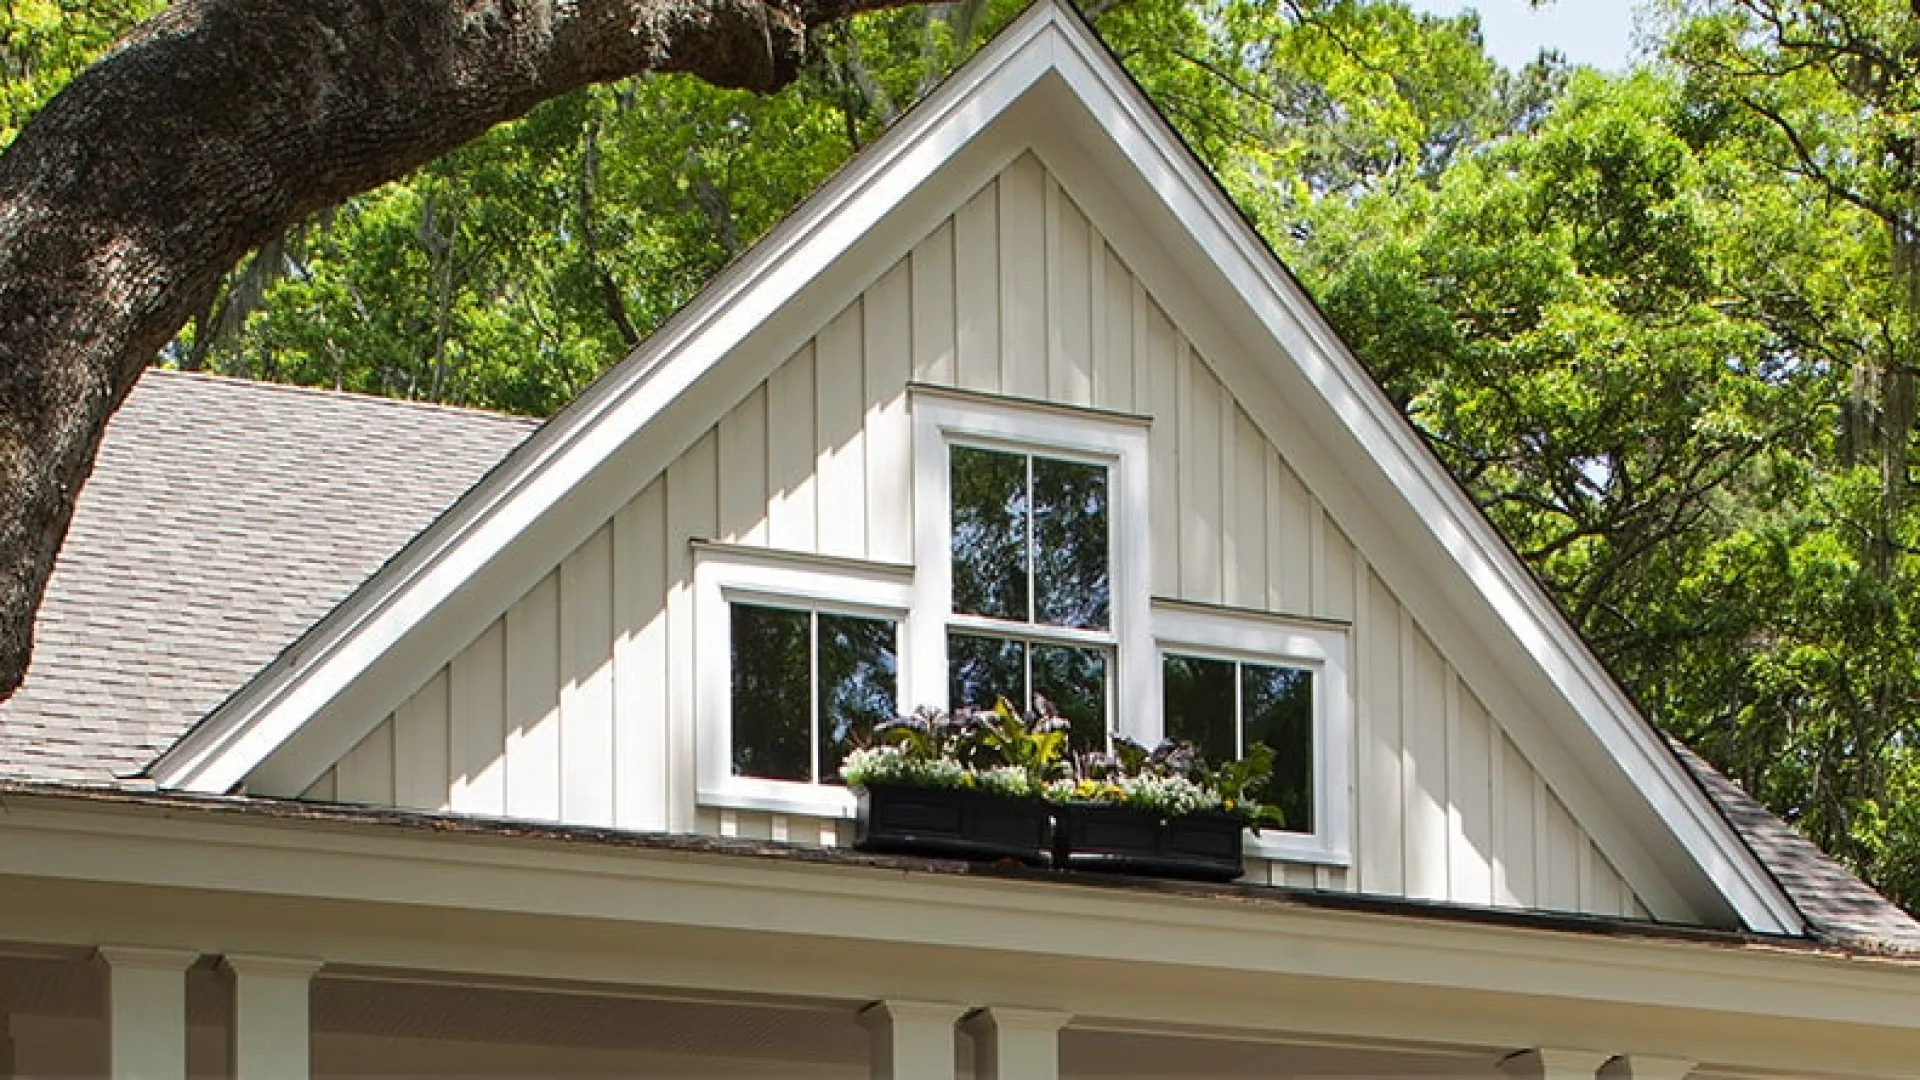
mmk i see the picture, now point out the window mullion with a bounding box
[809,612,822,784]
[1233,662,1245,759]
[1025,453,1036,626]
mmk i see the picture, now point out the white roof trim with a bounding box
[147,0,1800,936]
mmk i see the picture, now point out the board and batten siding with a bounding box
[302,153,1649,920]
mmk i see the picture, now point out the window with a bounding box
[1163,653,1313,834]
[909,389,1154,748]
[730,603,897,785]
[947,444,1112,749]
[696,546,912,816]
[1154,601,1350,864]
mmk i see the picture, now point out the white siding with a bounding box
[304,155,1649,920]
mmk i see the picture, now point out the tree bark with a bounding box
[0,0,923,703]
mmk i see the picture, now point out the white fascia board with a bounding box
[1031,16,1800,935]
[145,1,1075,796]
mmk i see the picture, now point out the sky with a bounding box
[1401,1,1650,72]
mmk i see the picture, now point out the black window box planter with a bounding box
[1051,804,1245,882]
[853,784,1052,865]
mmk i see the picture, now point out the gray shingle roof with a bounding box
[0,369,534,784]
[2,368,1916,955]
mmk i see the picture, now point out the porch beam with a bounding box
[962,1006,1071,1080]
[98,946,197,1080]
[1501,1048,1612,1080]
[859,999,965,1080]
[1599,1057,1695,1080]
[225,954,321,1080]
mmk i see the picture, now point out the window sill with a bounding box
[1245,831,1351,868]
[698,783,858,820]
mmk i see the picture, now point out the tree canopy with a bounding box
[6,0,1920,912]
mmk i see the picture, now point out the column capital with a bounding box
[222,954,324,980]
[961,1007,1072,1036]
[858,999,969,1031]
[861,998,964,1080]
[95,946,198,973]
[1502,1048,1612,1079]
[1600,1056,1696,1080]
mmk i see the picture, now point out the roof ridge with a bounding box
[141,367,541,429]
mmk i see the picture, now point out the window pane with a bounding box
[818,613,897,783]
[1032,643,1109,753]
[951,445,1028,621]
[948,631,1024,715]
[1244,663,1314,832]
[1032,456,1109,629]
[1162,654,1237,767]
[730,604,811,782]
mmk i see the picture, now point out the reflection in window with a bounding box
[1163,654,1313,832]
[951,446,1108,630]
[732,603,897,784]
[949,631,1110,751]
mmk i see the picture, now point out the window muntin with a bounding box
[1163,653,1314,833]
[730,602,897,785]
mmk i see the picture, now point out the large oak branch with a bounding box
[0,0,925,704]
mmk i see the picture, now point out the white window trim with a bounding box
[694,544,914,819]
[909,387,1154,737]
[1153,601,1353,867]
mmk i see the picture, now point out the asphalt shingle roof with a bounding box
[2,368,1917,955]
[0,369,534,784]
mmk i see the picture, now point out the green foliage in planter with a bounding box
[1049,737,1289,832]
[838,697,1070,798]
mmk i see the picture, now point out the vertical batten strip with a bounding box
[614,480,669,831]
[717,386,770,546]
[449,620,507,816]
[999,153,1047,399]
[954,181,1000,393]
[504,572,561,821]
[393,669,450,812]
[911,220,957,386]
[335,717,395,805]
[815,301,869,559]
[560,526,616,827]
[667,432,720,833]
[865,261,914,564]
[766,344,819,551]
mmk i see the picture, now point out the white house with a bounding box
[4,2,1919,1076]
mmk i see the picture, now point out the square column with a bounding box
[98,946,197,1080]
[1501,1049,1613,1080]
[961,1007,1071,1080]
[224,955,322,1080]
[859,1000,966,1080]
[1601,1057,1695,1080]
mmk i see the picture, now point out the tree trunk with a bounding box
[0,0,921,703]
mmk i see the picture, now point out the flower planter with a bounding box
[853,784,1052,865]
[1051,803,1245,882]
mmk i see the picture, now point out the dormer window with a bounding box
[697,386,1349,866]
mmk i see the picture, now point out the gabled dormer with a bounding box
[147,0,1800,936]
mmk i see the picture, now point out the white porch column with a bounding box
[98,946,197,1080]
[1600,1057,1696,1080]
[224,955,321,1080]
[961,1007,1071,1080]
[1501,1049,1613,1080]
[859,999,965,1080]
